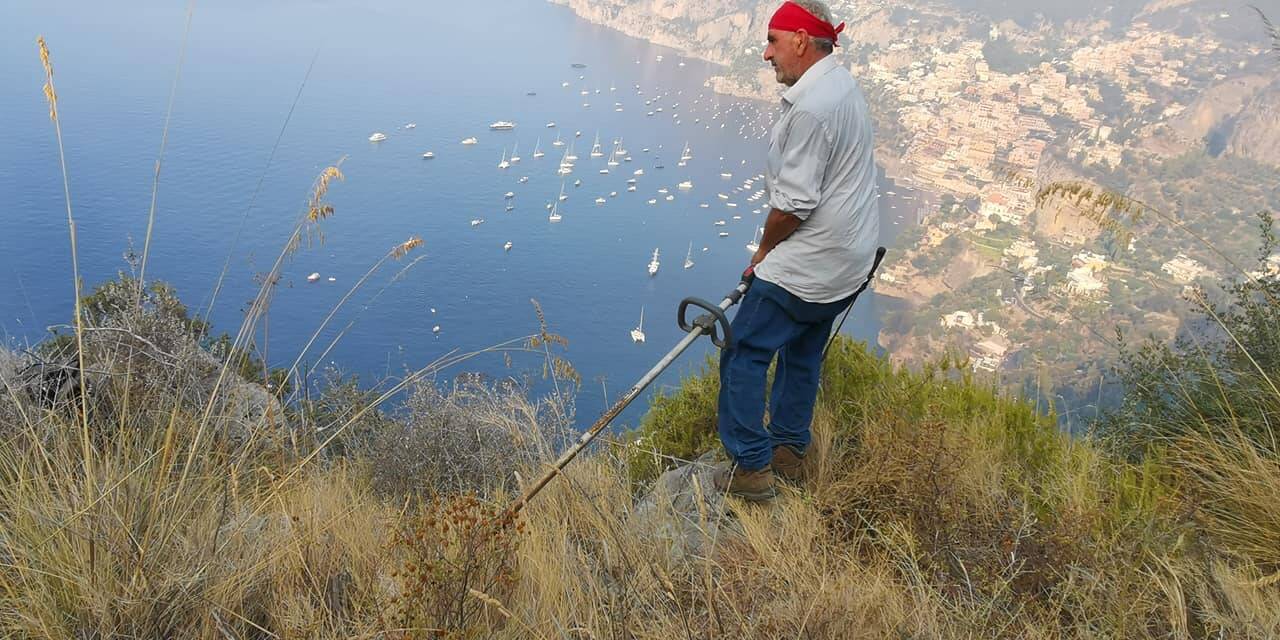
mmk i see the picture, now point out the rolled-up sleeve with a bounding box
[768,110,830,220]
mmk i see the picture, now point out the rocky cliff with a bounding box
[1226,81,1280,168]
[548,0,769,66]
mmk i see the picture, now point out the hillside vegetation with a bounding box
[2,234,1279,637]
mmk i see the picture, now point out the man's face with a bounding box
[763,29,804,86]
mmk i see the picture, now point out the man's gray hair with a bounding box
[790,0,836,53]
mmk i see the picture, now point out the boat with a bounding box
[549,202,562,223]
[718,193,729,200]
[571,62,587,69]
[551,132,564,147]
[590,133,604,157]
[504,241,513,251]
[461,137,478,145]
[599,168,610,174]
[634,169,644,176]
[647,248,660,276]
[678,181,693,190]
[471,218,485,226]
[518,176,529,183]
[422,152,435,159]
[714,220,726,226]
[574,179,582,186]
[368,132,387,142]
[498,148,510,169]
[509,143,521,163]
[647,199,658,205]
[627,185,637,192]
[404,123,416,129]
[506,203,515,212]
[726,202,738,208]
[684,242,694,269]
[504,191,515,199]
[665,195,674,201]
[630,307,646,343]
[746,226,762,253]
[547,121,557,128]
[307,272,321,282]
[718,231,730,238]
[699,203,710,208]
[595,197,606,205]
[532,138,544,158]
[433,325,441,334]
[609,191,618,197]
[720,172,732,179]
[489,121,516,130]
[327,276,336,282]
[558,182,568,201]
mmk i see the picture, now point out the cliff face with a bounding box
[548,0,770,66]
[1226,82,1280,168]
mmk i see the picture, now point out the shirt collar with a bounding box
[782,54,839,106]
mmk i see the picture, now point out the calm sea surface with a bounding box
[0,0,916,427]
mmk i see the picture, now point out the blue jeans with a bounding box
[717,278,851,471]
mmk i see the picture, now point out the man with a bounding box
[713,0,879,501]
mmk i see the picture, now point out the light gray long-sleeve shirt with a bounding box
[754,54,880,303]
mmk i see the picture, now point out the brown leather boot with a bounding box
[771,445,806,484]
[712,463,776,502]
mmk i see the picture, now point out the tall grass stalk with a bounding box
[36,35,97,578]
[136,0,195,298]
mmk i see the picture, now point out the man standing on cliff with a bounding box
[713,0,879,500]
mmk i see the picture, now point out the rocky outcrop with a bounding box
[548,0,770,66]
[1226,82,1280,168]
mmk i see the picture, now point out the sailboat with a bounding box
[630,307,646,343]
[558,181,569,201]
[509,143,521,163]
[647,248,660,276]
[532,138,545,159]
[678,141,692,166]
[684,242,694,269]
[558,147,574,175]
[746,226,762,253]
[590,132,604,157]
[552,131,564,147]
[497,148,510,169]
[548,201,563,223]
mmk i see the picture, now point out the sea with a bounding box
[0,0,922,428]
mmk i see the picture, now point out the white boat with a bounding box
[746,226,762,253]
[518,176,529,183]
[714,220,726,226]
[595,197,606,205]
[509,143,521,163]
[609,191,618,197]
[590,133,604,157]
[546,121,557,127]
[552,132,564,147]
[433,325,441,333]
[634,169,644,176]
[549,202,562,222]
[630,306,646,343]
[532,138,545,159]
[504,191,515,199]
[504,241,513,251]
[404,123,416,129]
[657,188,669,194]
[471,218,485,226]
[684,242,694,269]
[726,202,738,208]
[599,168,610,174]
[574,179,582,186]
[665,195,674,201]
[461,137,478,145]
[627,185,637,192]
[328,276,336,282]
[720,172,732,179]
[680,142,692,161]
[718,231,730,238]
[678,181,693,190]
[699,203,710,208]
[422,151,435,159]
[647,199,658,205]
[558,182,568,201]
[307,272,321,282]
[489,121,516,130]
[498,148,510,169]
[368,132,387,142]
[647,248,660,276]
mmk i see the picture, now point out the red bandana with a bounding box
[768,1,844,45]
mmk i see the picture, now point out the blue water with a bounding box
[0,0,912,427]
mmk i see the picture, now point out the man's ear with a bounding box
[793,29,809,56]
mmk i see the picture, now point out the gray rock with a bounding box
[630,450,745,565]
